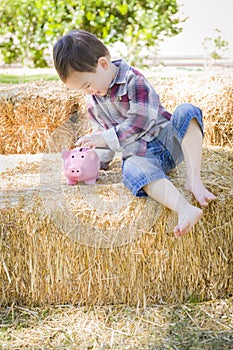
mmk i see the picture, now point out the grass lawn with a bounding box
[0,73,59,84]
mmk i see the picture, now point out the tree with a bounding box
[202,28,229,60]
[0,0,185,67]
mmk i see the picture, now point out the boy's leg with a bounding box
[122,154,201,237]
[144,108,215,237]
[181,119,216,206]
[144,178,202,238]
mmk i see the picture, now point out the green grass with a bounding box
[0,73,59,84]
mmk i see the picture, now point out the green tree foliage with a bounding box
[0,0,184,67]
[202,28,229,60]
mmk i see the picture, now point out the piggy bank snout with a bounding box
[66,167,81,176]
[65,158,83,177]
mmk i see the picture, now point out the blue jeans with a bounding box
[122,103,203,197]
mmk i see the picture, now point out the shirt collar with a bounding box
[109,59,131,88]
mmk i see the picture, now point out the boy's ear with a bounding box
[97,56,109,70]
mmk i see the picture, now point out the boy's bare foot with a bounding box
[174,204,203,238]
[185,179,216,207]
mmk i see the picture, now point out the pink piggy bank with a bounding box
[62,147,100,185]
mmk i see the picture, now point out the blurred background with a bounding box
[158,0,233,68]
[0,0,232,77]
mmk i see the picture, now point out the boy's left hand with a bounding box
[75,133,107,148]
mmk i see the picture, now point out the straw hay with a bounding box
[0,74,232,307]
[151,75,233,147]
[0,74,232,155]
[0,81,90,154]
[0,146,232,307]
[1,299,232,349]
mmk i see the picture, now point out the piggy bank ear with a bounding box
[62,150,69,159]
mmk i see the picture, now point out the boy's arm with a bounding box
[75,109,115,167]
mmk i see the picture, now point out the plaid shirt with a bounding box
[87,59,171,159]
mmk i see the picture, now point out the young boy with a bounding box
[53,29,216,238]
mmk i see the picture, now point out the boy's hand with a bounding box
[75,133,107,148]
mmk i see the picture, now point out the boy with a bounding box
[53,29,216,238]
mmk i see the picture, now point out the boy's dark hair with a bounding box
[53,29,110,82]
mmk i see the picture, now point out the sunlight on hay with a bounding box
[1,153,164,248]
[150,75,233,147]
[0,80,90,154]
[0,147,232,306]
[0,74,232,155]
[0,74,232,307]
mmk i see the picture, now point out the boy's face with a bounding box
[65,57,115,96]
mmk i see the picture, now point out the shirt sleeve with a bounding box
[87,97,122,151]
[87,102,104,133]
[87,99,116,162]
[102,74,164,151]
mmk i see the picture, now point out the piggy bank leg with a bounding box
[67,179,78,185]
[84,178,97,185]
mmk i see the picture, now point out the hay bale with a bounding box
[0,75,232,155]
[0,146,232,306]
[150,75,233,147]
[0,153,163,248]
[0,81,90,154]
